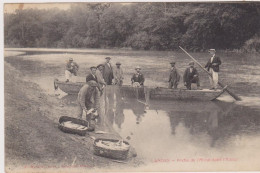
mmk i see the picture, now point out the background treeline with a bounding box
[4,3,260,52]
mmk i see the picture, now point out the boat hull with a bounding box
[54,80,225,101]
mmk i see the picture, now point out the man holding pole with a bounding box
[205,49,221,90]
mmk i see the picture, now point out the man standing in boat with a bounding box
[103,57,114,85]
[205,49,222,90]
[86,66,98,83]
[96,64,107,89]
[65,58,79,82]
[183,62,201,90]
[168,61,181,89]
[131,66,145,87]
[113,62,124,86]
[76,80,100,129]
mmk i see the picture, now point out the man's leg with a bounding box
[173,81,178,89]
[209,68,214,89]
[169,81,173,89]
[65,70,71,82]
[212,71,218,89]
[186,82,191,90]
[76,102,83,119]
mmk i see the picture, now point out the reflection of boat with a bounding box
[54,80,225,101]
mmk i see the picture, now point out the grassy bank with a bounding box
[4,61,140,172]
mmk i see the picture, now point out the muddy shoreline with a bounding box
[5,61,141,172]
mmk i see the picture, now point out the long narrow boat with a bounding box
[54,79,226,101]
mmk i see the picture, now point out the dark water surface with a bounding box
[5,49,260,169]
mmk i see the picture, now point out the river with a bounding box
[4,48,260,171]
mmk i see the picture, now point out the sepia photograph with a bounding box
[3,1,260,172]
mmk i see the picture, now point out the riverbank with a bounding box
[4,61,141,172]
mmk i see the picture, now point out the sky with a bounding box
[4,3,72,13]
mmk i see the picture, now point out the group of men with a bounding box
[65,56,145,122]
[65,56,145,88]
[169,49,221,90]
[66,49,221,122]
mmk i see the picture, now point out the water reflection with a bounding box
[103,87,260,160]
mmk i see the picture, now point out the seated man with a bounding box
[183,62,201,90]
[131,66,145,87]
[65,58,79,82]
[76,80,100,130]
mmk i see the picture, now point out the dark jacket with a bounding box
[103,63,114,84]
[86,73,98,83]
[66,61,79,75]
[131,73,145,86]
[205,56,221,72]
[169,67,181,83]
[183,67,199,84]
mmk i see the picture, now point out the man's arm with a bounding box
[78,86,88,111]
[183,69,187,83]
[140,74,145,85]
[66,63,71,71]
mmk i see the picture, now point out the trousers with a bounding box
[65,70,76,82]
[209,68,218,89]
[186,76,200,90]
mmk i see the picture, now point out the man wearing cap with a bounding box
[114,62,124,86]
[65,58,79,82]
[205,49,222,90]
[86,66,98,83]
[183,62,200,90]
[103,57,114,85]
[168,62,181,89]
[96,64,106,88]
[131,66,145,87]
[76,80,100,129]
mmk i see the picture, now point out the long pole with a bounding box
[179,46,241,101]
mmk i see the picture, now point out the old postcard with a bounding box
[3,1,260,173]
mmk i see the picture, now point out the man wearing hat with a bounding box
[103,57,114,85]
[205,49,222,90]
[65,58,79,82]
[86,66,98,83]
[76,80,100,130]
[183,62,200,90]
[131,66,145,87]
[168,62,181,89]
[114,62,124,86]
[96,64,106,88]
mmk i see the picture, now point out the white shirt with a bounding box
[210,54,215,63]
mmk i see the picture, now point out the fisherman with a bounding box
[183,62,201,90]
[168,61,181,89]
[86,66,98,83]
[76,80,100,130]
[131,66,145,87]
[96,64,107,88]
[114,62,124,86]
[103,57,114,85]
[205,49,222,90]
[65,58,79,82]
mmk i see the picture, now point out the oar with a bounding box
[179,46,241,101]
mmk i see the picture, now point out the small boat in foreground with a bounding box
[54,79,226,101]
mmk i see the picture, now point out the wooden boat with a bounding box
[54,79,85,94]
[54,79,226,101]
[148,87,226,101]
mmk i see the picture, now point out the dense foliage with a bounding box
[4,2,260,51]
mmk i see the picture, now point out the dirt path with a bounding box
[5,62,141,172]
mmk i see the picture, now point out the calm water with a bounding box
[5,49,260,170]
